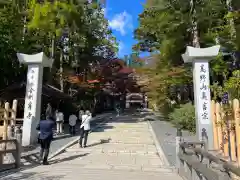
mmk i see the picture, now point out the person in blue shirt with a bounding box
[36,115,55,165]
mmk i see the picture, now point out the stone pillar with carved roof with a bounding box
[17,52,53,146]
[182,45,220,150]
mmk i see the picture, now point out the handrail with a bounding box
[176,128,240,180]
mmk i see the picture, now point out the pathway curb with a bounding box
[48,113,113,160]
[147,120,171,167]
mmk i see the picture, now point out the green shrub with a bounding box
[169,103,196,132]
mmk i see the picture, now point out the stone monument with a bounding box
[182,45,220,149]
[17,52,53,146]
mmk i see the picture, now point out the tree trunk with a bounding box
[190,0,200,48]
[48,37,55,84]
[226,0,237,39]
[60,51,64,92]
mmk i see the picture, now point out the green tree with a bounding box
[0,0,118,98]
[133,0,240,123]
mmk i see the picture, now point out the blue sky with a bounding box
[104,0,149,58]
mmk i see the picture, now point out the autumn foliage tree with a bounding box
[134,0,240,122]
[0,0,118,96]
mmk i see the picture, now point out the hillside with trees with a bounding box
[133,0,240,132]
[0,0,120,112]
[0,0,118,89]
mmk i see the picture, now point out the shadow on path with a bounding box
[50,153,89,164]
[0,152,90,179]
[87,138,111,147]
[1,172,64,180]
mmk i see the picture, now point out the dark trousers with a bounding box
[69,125,75,135]
[39,139,51,163]
[79,128,89,147]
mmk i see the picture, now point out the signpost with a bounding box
[17,52,53,146]
[182,45,220,150]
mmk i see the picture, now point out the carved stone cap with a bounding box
[182,45,220,63]
[17,52,53,68]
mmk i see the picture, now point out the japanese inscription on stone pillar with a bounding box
[24,67,38,121]
[198,63,211,124]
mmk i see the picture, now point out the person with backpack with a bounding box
[79,110,92,148]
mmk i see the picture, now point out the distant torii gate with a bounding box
[125,93,148,108]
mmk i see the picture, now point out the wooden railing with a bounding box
[211,99,240,163]
[176,128,240,180]
[0,139,21,172]
[0,100,19,140]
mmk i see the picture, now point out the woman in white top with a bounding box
[79,110,92,148]
[55,110,64,134]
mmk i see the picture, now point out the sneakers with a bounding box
[79,144,86,148]
[42,161,49,165]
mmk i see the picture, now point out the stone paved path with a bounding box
[20,112,112,159]
[0,113,182,180]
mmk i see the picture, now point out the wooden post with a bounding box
[3,102,10,140]
[211,100,219,150]
[7,125,12,140]
[229,100,236,161]
[216,102,223,152]
[220,102,229,158]
[14,126,22,168]
[11,99,17,126]
[233,99,240,165]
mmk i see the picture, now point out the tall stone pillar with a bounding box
[17,52,53,146]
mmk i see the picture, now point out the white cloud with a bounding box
[118,41,125,56]
[103,7,112,17]
[119,42,124,51]
[108,11,133,36]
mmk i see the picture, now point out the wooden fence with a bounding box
[0,100,22,172]
[0,139,21,172]
[0,100,22,140]
[211,99,240,164]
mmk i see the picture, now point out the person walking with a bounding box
[69,113,77,136]
[78,109,84,124]
[79,110,92,148]
[115,103,120,117]
[45,103,53,118]
[36,115,55,165]
[55,110,64,134]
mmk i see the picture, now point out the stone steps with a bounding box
[0,165,181,180]
[0,114,183,180]
[50,151,173,173]
[66,147,158,155]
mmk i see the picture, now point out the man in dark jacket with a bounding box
[36,115,55,165]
